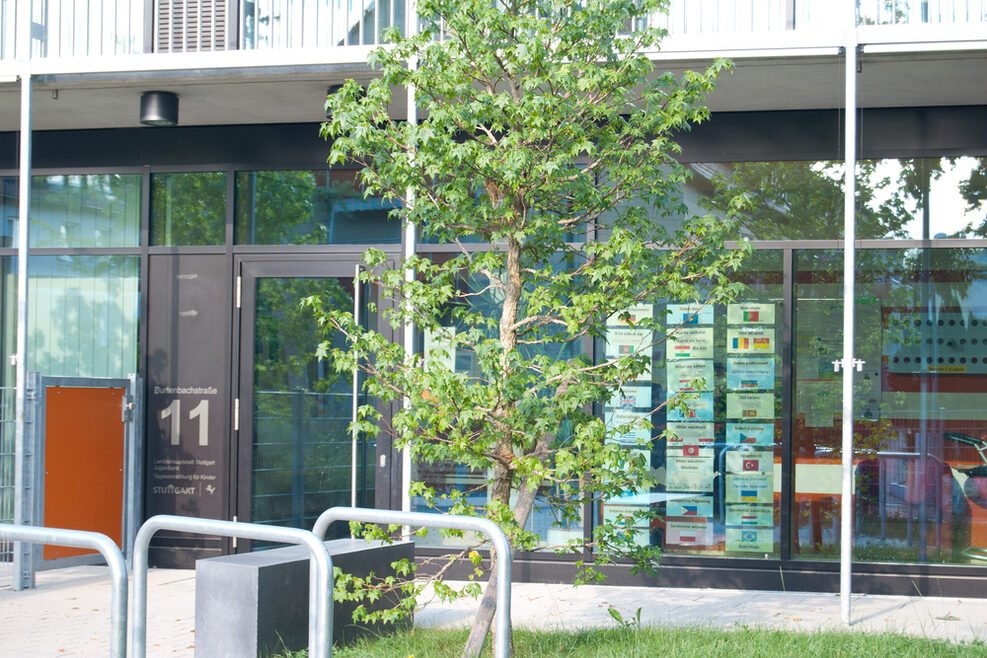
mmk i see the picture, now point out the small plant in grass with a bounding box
[607,606,643,629]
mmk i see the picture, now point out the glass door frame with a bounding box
[232,253,398,549]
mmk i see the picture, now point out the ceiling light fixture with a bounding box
[140,91,179,127]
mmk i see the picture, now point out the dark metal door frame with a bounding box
[232,255,398,547]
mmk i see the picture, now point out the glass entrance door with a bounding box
[236,259,373,542]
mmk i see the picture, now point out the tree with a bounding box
[313,0,750,654]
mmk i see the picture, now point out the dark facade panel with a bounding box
[424,552,987,598]
[3,106,986,172]
[0,123,332,171]
[137,123,330,167]
[860,106,987,158]
[678,110,843,162]
[0,132,15,169]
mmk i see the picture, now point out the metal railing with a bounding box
[860,0,987,25]
[313,506,513,658]
[0,525,127,658]
[1,0,144,60]
[132,515,334,658]
[240,0,406,49]
[2,0,986,61]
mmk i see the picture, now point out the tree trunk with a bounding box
[461,480,539,657]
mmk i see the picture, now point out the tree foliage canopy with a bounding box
[313,0,751,652]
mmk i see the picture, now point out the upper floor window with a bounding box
[151,172,227,246]
[235,169,401,246]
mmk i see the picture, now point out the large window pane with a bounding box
[150,172,226,246]
[695,161,847,240]
[862,157,987,240]
[0,257,14,387]
[28,255,139,379]
[251,276,374,534]
[0,178,16,248]
[411,253,584,548]
[692,157,987,241]
[598,251,784,556]
[30,175,141,248]
[235,170,401,245]
[794,248,987,564]
[0,175,141,248]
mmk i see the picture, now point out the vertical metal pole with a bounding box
[840,0,858,628]
[401,0,418,515]
[13,0,33,592]
[351,263,360,508]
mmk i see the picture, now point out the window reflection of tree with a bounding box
[151,172,226,246]
[236,170,399,245]
[699,157,987,241]
[252,275,361,530]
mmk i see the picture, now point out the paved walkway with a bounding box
[1,565,986,655]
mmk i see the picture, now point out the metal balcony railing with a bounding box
[0,1,985,63]
[859,0,987,25]
[0,0,144,60]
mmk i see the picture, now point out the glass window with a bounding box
[0,178,16,248]
[794,248,987,564]
[32,175,142,248]
[411,254,585,548]
[600,251,784,557]
[690,157,987,241]
[150,172,226,246]
[0,257,14,388]
[28,255,139,379]
[235,170,401,245]
[251,276,375,534]
[863,157,987,240]
[695,161,846,240]
[0,175,141,248]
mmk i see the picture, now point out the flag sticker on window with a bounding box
[727,303,775,325]
[725,527,774,552]
[667,495,713,518]
[665,422,714,445]
[725,423,774,446]
[725,504,773,527]
[666,303,714,326]
[666,521,711,547]
[725,473,773,505]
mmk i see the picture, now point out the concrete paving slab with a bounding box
[1,567,986,655]
[0,566,195,657]
[418,582,987,645]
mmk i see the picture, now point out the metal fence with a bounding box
[0,387,16,590]
[240,0,406,49]
[3,0,986,60]
[859,0,987,24]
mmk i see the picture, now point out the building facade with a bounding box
[1,1,986,595]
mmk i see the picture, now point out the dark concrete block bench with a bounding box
[194,538,414,657]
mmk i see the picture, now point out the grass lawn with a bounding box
[278,626,987,657]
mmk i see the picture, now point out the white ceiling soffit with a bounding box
[0,40,984,132]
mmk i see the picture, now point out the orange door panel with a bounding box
[43,387,125,560]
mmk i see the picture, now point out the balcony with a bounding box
[0,0,984,134]
[1,0,984,64]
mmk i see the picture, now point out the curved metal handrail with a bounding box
[0,525,128,658]
[313,506,512,658]
[132,515,333,658]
